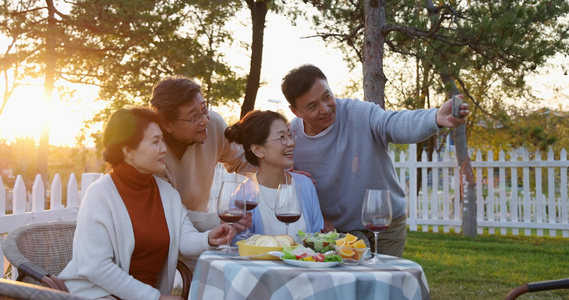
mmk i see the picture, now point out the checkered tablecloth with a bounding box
[189,251,430,300]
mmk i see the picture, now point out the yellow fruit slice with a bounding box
[352,239,367,248]
[345,233,358,245]
[338,248,354,257]
[335,238,346,246]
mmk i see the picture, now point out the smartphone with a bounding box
[452,95,463,118]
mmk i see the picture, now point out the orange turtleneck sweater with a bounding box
[110,162,170,288]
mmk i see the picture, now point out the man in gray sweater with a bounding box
[281,64,469,257]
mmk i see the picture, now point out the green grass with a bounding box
[403,229,569,299]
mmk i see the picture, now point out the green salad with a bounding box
[296,230,342,253]
[282,245,342,262]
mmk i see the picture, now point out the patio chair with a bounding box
[504,278,569,299]
[0,278,88,300]
[2,221,193,299]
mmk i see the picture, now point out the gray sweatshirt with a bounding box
[290,98,439,232]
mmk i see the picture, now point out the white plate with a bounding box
[282,259,340,268]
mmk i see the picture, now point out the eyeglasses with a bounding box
[264,132,297,146]
[177,102,209,125]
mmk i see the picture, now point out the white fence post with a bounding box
[522,150,531,236]
[51,174,63,210]
[420,150,428,232]
[535,150,543,237]
[442,151,450,233]
[431,151,439,233]
[12,176,26,215]
[408,144,418,231]
[547,149,556,238]
[67,173,78,209]
[510,150,519,236]
[31,175,45,214]
[561,149,568,238]
[488,150,495,235]
[476,150,483,235]
[498,150,507,235]
[81,173,103,205]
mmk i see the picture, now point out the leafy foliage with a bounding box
[58,0,247,106]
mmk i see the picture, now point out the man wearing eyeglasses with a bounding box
[281,64,470,258]
[149,75,255,235]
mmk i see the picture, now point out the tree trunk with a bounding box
[454,123,477,236]
[241,0,268,118]
[37,0,57,187]
[363,0,386,107]
[440,71,477,237]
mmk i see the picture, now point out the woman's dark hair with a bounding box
[225,110,288,166]
[149,75,202,123]
[103,107,160,167]
[281,64,327,108]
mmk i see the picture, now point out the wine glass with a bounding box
[361,189,392,265]
[275,183,302,236]
[217,181,245,253]
[234,172,259,239]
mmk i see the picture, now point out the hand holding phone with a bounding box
[452,95,464,119]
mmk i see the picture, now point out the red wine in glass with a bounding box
[235,200,259,211]
[364,223,390,232]
[235,173,259,239]
[361,189,392,265]
[219,210,245,223]
[275,184,303,236]
[217,181,245,253]
[276,213,301,223]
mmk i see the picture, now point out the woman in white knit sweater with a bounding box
[59,108,234,300]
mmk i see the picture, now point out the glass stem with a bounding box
[285,224,289,236]
[227,224,233,249]
[373,231,379,257]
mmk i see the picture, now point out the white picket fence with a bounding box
[397,144,568,238]
[2,144,568,277]
[1,172,103,278]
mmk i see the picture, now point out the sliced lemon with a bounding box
[352,239,367,248]
[345,233,358,245]
[338,248,354,258]
[335,238,346,246]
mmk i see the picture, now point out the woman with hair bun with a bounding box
[225,110,323,238]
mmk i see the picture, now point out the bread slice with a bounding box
[254,235,279,247]
[275,235,292,247]
[276,234,294,246]
[245,234,262,244]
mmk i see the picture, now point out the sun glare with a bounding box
[0,82,103,147]
[0,84,45,142]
